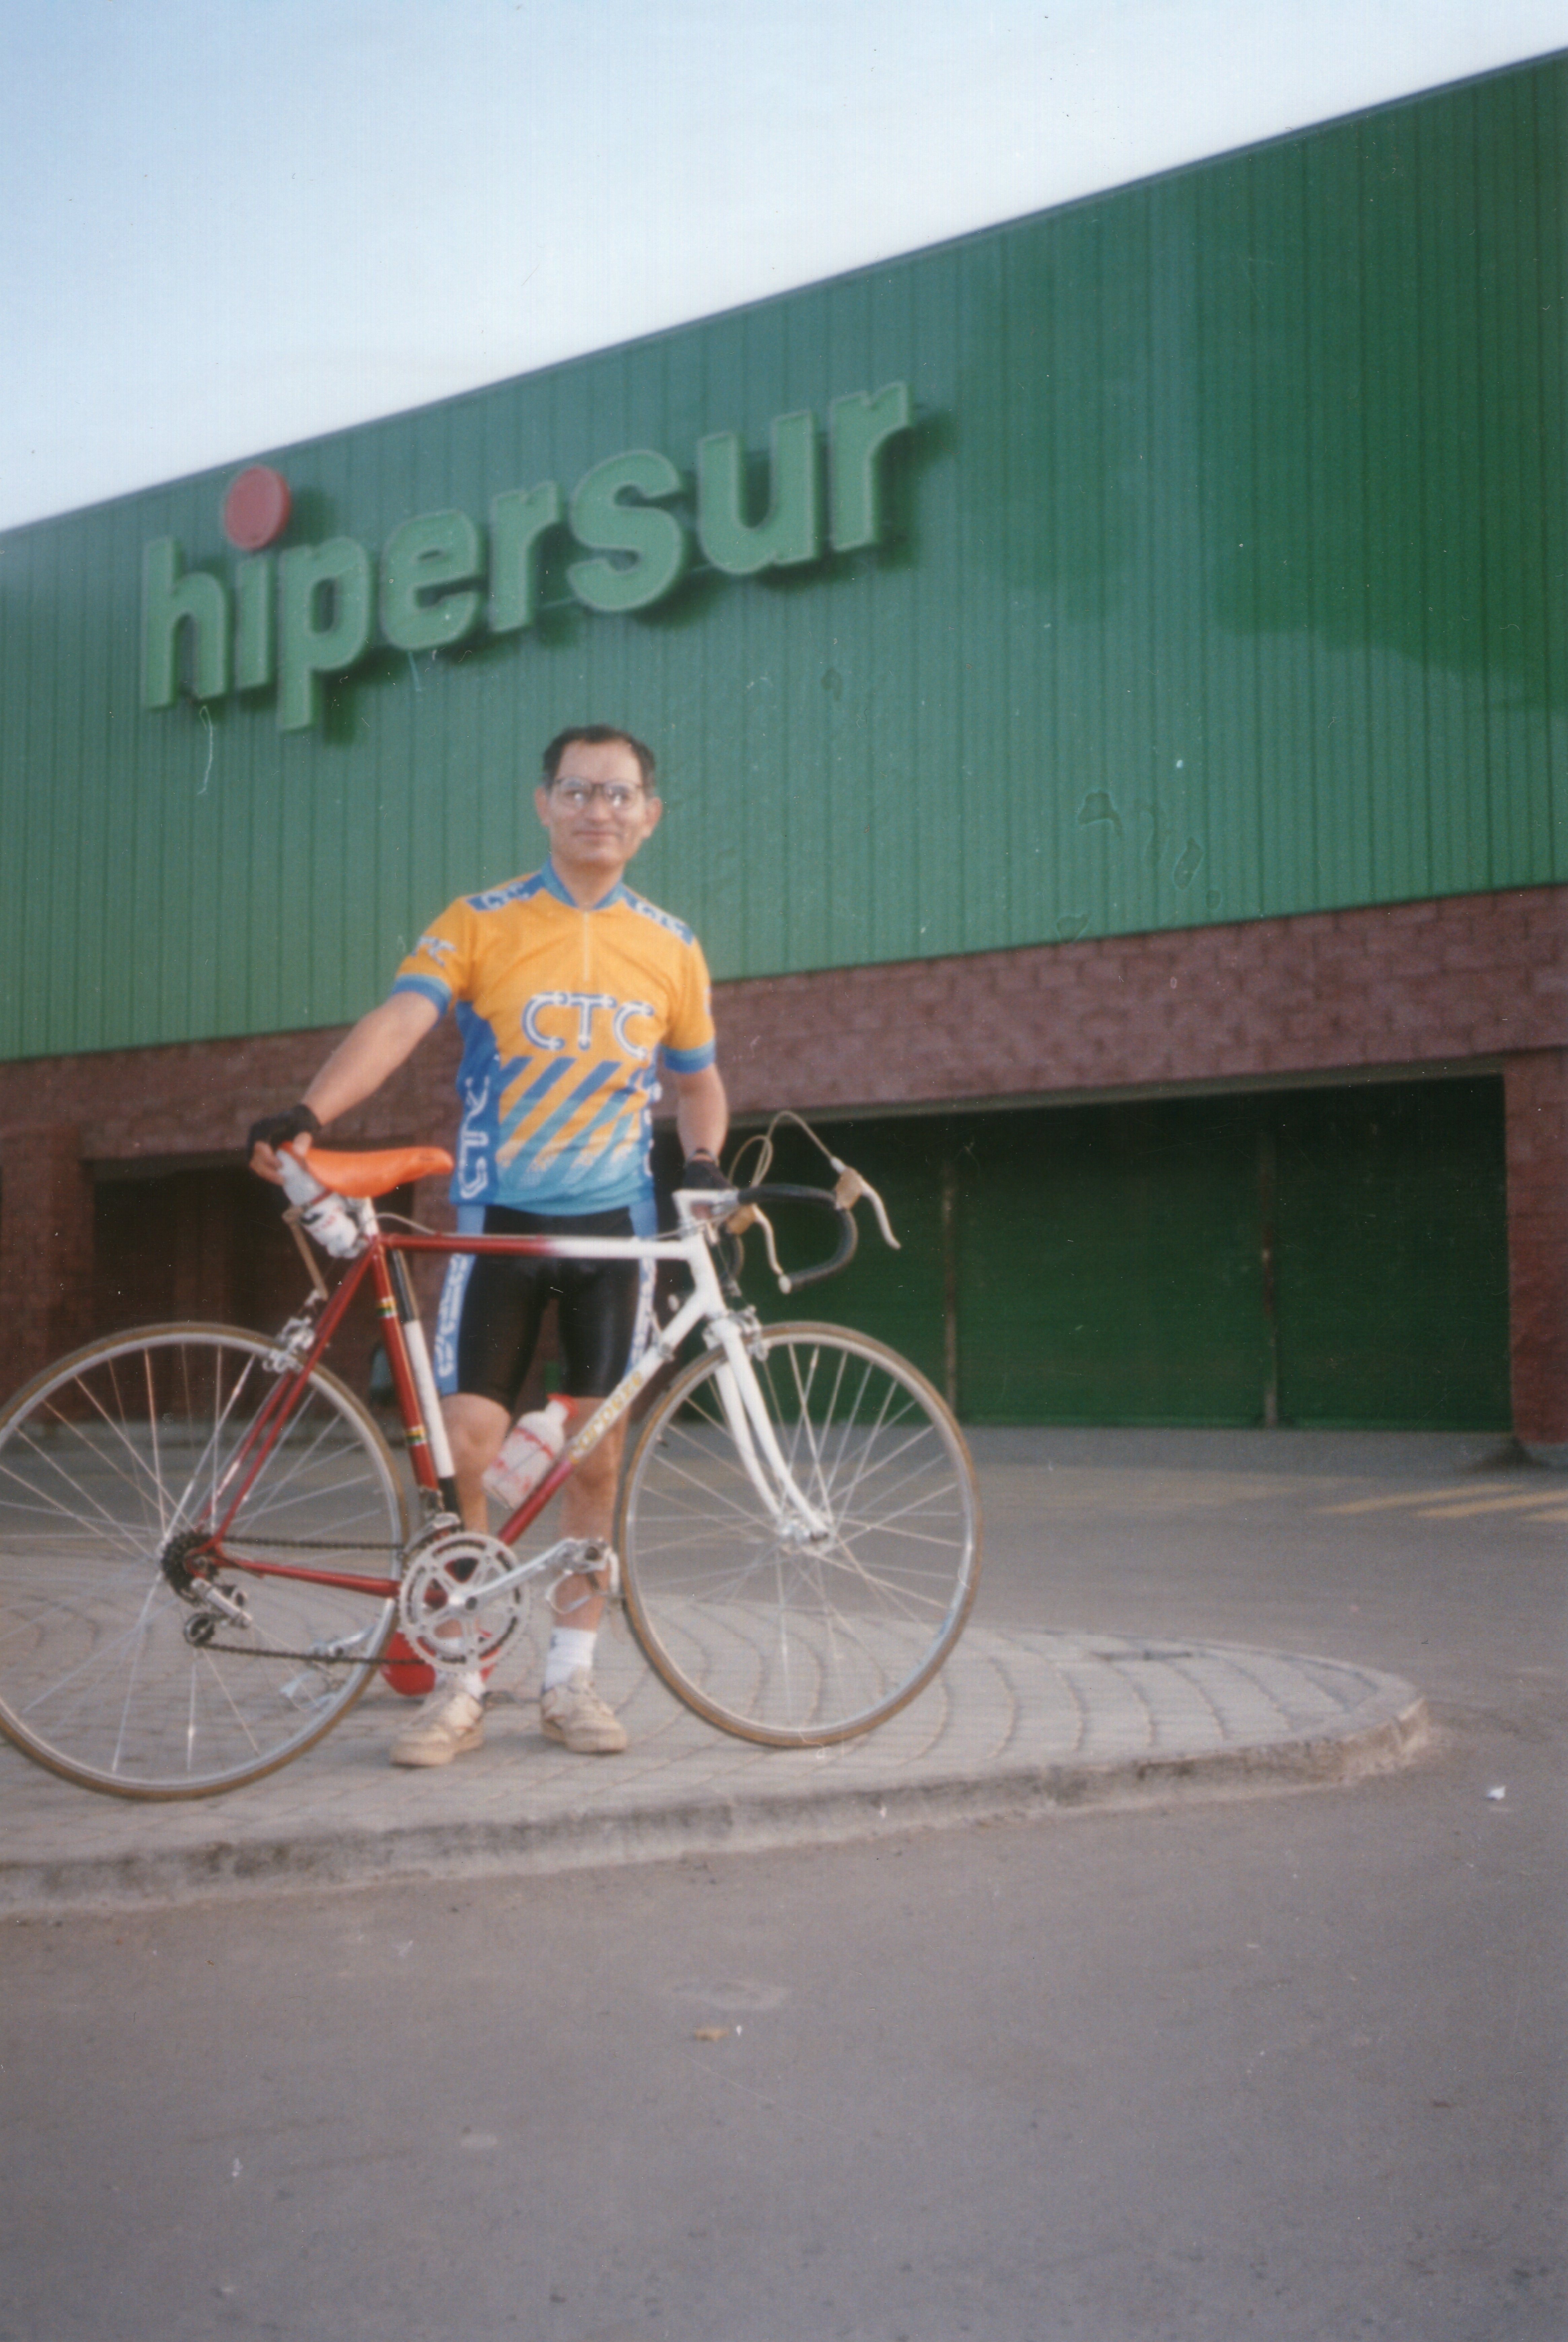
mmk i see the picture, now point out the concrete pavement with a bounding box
[0,1423,1513,1918]
[0,1618,1426,1917]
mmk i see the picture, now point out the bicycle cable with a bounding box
[725,1111,901,1249]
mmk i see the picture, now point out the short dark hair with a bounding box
[541,725,657,791]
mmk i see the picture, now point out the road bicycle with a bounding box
[0,1134,981,1798]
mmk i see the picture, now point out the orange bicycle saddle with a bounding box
[300,1145,455,1197]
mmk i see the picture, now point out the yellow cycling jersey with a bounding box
[391,862,716,1212]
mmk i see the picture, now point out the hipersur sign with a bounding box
[143,384,912,732]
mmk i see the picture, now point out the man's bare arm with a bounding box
[250,991,441,1180]
[672,1063,728,1166]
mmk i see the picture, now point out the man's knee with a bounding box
[443,1392,510,1477]
[568,1413,624,1490]
[572,1440,616,1495]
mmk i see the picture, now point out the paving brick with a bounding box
[0,1614,1428,1916]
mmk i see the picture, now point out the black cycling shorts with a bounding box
[432,1204,652,1411]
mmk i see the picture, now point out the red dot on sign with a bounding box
[221,466,292,550]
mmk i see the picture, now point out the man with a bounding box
[250,725,727,1766]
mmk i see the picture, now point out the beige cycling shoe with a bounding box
[389,1685,486,1768]
[539,1669,628,1755]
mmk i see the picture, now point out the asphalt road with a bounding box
[3,1429,1563,2341]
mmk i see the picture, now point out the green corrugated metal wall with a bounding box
[2,55,1564,1062]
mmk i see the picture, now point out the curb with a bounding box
[0,1687,1429,1921]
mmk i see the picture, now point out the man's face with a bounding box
[533,737,661,882]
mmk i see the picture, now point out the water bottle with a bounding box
[276,1145,366,1258]
[297,1191,367,1259]
[483,1396,572,1510]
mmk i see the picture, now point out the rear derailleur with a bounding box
[159,1526,255,1647]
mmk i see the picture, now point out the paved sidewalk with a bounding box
[0,1602,1424,1916]
[17,1419,1533,1918]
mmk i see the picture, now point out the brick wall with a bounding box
[1504,1050,1568,1452]
[715,885,1567,1115]
[2,885,1564,1427]
[0,1125,95,1393]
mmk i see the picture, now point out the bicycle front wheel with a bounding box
[618,1322,981,1744]
[0,1325,410,1798]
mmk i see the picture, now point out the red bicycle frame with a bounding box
[200,1223,668,1598]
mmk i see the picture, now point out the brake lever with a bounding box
[745,1203,787,1286]
[830,1164,901,1251]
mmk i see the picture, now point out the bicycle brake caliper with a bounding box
[701,1305,762,1355]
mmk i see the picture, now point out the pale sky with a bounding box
[3,0,1564,533]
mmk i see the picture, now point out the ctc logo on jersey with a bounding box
[522,990,658,1062]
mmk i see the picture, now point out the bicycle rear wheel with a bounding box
[618,1321,981,1744]
[0,1325,410,1798]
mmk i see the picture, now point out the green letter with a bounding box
[696,410,818,575]
[142,539,228,707]
[488,482,561,632]
[234,555,273,691]
[380,509,483,652]
[567,449,689,614]
[277,539,373,731]
[829,383,912,552]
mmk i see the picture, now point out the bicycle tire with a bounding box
[0,1324,411,1798]
[618,1321,981,1745]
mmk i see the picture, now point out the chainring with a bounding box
[396,1528,529,1676]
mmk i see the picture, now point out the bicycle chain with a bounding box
[184,1624,386,1665]
[180,1543,400,1662]
[187,1523,555,1664]
[218,1540,401,1554]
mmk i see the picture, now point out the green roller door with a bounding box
[812,1119,949,1394]
[1273,1081,1510,1429]
[756,1077,1511,1432]
[953,1096,1271,1425]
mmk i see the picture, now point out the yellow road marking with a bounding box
[1327,1488,1487,1514]
[1327,1486,1567,1518]
[1414,1492,1568,1519]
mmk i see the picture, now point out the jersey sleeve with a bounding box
[661,936,717,1074]
[390,898,474,1014]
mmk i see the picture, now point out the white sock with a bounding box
[459,1666,486,1701]
[543,1627,596,1692]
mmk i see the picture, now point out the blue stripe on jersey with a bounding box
[553,1065,654,1164]
[450,1010,535,1205]
[557,1092,645,1195]
[516,1059,620,1168]
[465,869,553,913]
[624,889,696,945]
[661,1040,716,1074]
[392,972,453,1013]
[495,1055,576,1149]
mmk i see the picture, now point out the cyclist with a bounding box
[249,725,728,1767]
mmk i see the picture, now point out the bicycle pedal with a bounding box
[581,1540,621,1599]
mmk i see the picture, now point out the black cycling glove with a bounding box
[679,1151,732,1192]
[247,1103,322,1157]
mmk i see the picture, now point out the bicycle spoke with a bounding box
[0,1329,406,1797]
[621,1324,979,1744]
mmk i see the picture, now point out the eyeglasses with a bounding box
[551,777,644,813]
